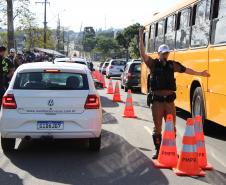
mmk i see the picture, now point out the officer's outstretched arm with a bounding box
[185,68,210,77]
[139,27,152,66]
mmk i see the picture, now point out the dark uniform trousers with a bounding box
[151,101,176,135]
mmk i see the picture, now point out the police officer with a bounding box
[0,46,7,105]
[14,51,25,69]
[139,27,210,159]
[0,46,15,102]
[8,48,16,65]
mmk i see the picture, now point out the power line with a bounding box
[35,0,50,49]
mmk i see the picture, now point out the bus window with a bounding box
[144,31,149,53]
[165,15,176,50]
[211,0,226,45]
[176,8,191,49]
[155,19,165,51]
[149,24,156,52]
[191,0,211,47]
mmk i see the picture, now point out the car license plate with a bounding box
[37,121,64,130]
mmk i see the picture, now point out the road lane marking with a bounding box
[144,126,153,135]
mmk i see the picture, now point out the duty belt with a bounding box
[153,93,176,103]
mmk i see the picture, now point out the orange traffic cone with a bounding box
[96,72,101,82]
[101,74,107,88]
[107,79,114,94]
[153,114,178,168]
[174,118,205,176]
[194,116,213,170]
[113,81,121,102]
[91,71,97,79]
[123,89,137,118]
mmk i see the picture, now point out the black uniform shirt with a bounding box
[147,58,186,73]
[0,56,4,88]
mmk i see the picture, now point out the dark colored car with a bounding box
[121,60,141,92]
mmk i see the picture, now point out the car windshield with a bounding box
[104,62,109,67]
[14,72,89,90]
[111,61,126,66]
[130,63,141,72]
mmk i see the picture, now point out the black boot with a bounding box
[152,134,162,159]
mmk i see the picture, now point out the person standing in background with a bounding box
[8,48,16,66]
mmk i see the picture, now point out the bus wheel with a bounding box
[192,87,209,133]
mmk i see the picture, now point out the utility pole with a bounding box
[104,15,107,30]
[67,31,70,56]
[62,27,65,54]
[6,0,14,50]
[35,0,50,49]
[56,14,61,52]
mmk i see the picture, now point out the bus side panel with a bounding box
[174,49,208,112]
[207,46,226,127]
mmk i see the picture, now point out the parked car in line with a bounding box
[0,62,102,152]
[121,60,141,92]
[106,59,127,79]
[101,61,110,75]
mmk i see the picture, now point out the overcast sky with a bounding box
[30,0,182,31]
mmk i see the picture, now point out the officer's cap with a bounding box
[158,44,170,54]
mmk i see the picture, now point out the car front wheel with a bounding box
[1,137,16,153]
[89,135,101,152]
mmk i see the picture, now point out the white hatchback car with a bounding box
[0,62,102,152]
[106,59,127,79]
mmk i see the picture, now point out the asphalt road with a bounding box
[0,77,226,185]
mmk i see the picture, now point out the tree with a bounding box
[6,0,14,49]
[129,36,140,59]
[18,14,55,50]
[0,32,7,46]
[82,27,96,52]
[17,11,37,50]
[0,0,31,49]
[93,36,120,60]
[116,23,141,60]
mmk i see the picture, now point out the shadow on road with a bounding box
[5,130,169,185]
[0,169,23,185]
[176,108,226,141]
[192,169,226,185]
[100,96,119,108]
[103,110,119,124]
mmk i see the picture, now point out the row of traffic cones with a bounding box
[153,115,213,177]
[107,79,137,118]
[92,71,106,88]
[105,77,213,177]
